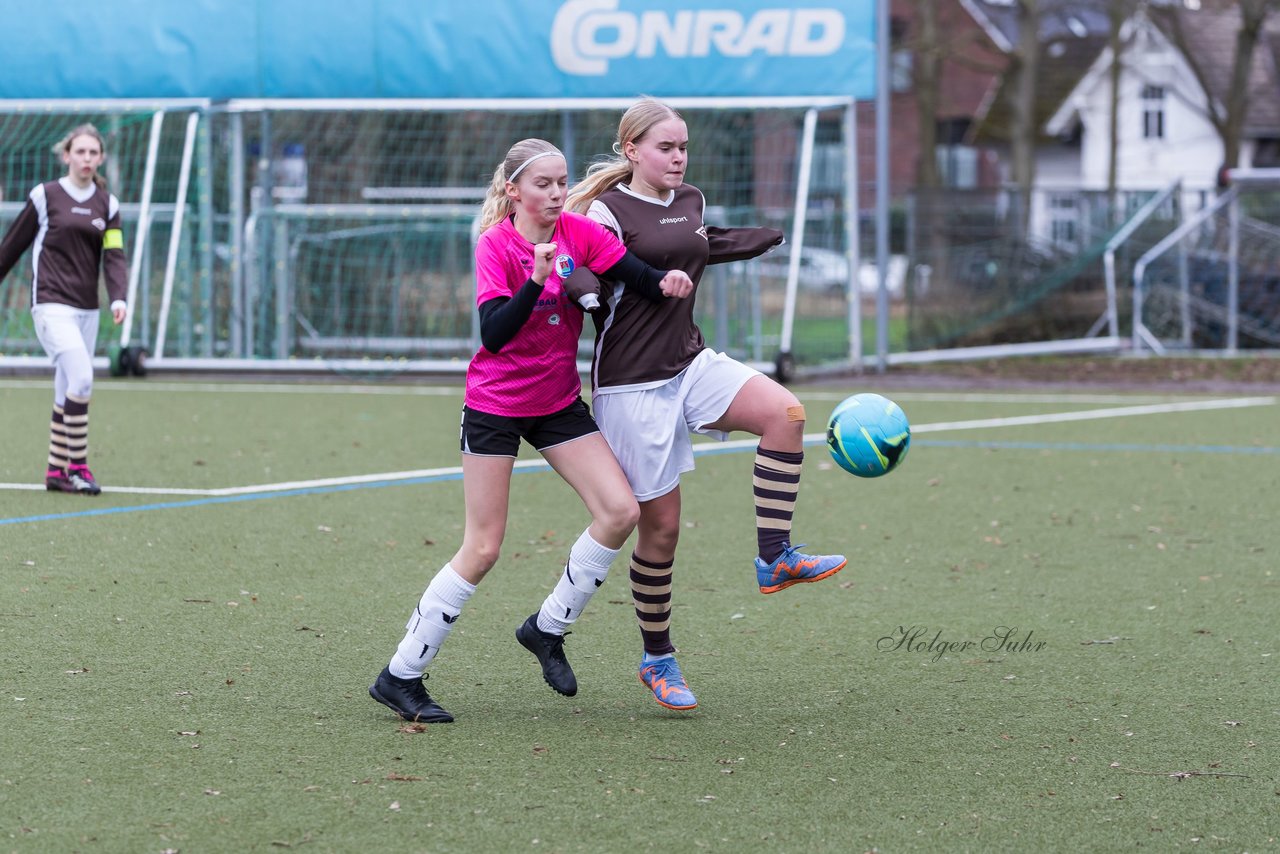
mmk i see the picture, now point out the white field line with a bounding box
[0,379,463,396]
[0,458,548,496]
[0,395,1272,497]
[801,390,1196,405]
[902,395,1276,435]
[720,394,1277,453]
[1,378,1189,404]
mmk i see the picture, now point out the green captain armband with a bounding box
[103,228,124,250]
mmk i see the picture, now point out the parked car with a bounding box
[757,246,905,297]
[756,245,850,293]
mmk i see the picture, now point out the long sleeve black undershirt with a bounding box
[478,277,545,353]
[478,251,667,353]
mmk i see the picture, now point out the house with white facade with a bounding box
[1046,7,1280,218]
[966,1,1280,250]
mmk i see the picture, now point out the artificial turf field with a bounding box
[0,375,1275,853]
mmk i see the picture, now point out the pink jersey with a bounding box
[465,212,627,417]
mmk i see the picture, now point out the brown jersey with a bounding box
[585,183,783,391]
[0,178,127,310]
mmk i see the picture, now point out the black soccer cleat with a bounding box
[369,666,454,723]
[46,466,101,496]
[516,614,578,697]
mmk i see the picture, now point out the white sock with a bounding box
[536,528,618,635]
[642,652,674,664]
[389,564,476,679]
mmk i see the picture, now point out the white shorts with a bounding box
[32,303,99,360]
[593,348,759,502]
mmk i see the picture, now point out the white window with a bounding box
[936,146,978,188]
[890,17,912,93]
[1142,84,1165,140]
[1049,194,1078,248]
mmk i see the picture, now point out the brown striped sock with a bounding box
[62,394,90,469]
[630,552,675,656]
[753,446,804,564]
[47,404,69,472]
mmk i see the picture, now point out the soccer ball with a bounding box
[826,393,911,478]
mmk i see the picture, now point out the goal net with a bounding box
[1,99,860,374]
[1133,172,1280,353]
[224,100,858,372]
[0,104,204,361]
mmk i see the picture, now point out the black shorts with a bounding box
[460,398,599,457]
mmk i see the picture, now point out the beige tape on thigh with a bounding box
[786,404,806,422]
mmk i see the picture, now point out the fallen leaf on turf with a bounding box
[397,723,429,734]
[386,772,423,781]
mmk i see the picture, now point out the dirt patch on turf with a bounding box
[817,354,1280,394]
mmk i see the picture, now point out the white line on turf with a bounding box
[904,395,1276,434]
[0,395,1272,497]
[0,458,548,496]
[800,390,1197,404]
[0,378,1202,403]
[0,379,463,396]
[704,395,1276,453]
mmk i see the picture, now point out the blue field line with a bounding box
[2,435,1275,527]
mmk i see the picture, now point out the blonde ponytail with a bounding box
[478,162,513,232]
[566,157,631,214]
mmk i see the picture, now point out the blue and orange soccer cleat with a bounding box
[638,655,698,710]
[755,543,847,594]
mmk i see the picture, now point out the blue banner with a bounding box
[0,0,875,100]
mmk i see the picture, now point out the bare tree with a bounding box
[1105,0,1136,218]
[910,0,942,191]
[1106,0,1148,220]
[1152,0,1280,182]
[1005,0,1042,234]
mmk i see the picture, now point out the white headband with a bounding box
[509,150,561,182]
